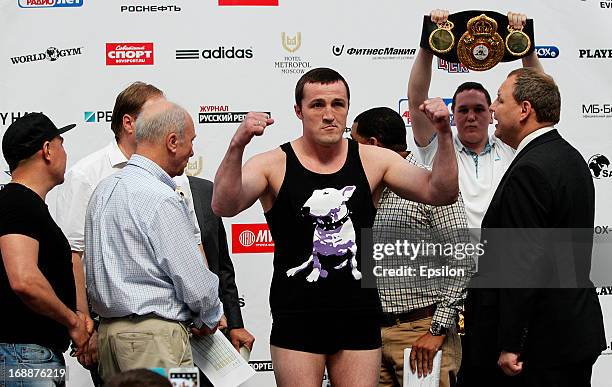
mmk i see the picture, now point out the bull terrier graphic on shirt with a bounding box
[286,185,361,282]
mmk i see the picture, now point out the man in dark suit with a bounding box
[188,175,255,353]
[459,68,606,387]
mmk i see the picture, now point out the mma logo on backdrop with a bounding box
[274,32,312,75]
[332,44,416,60]
[198,105,271,124]
[437,58,469,73]
[120,5,181,12]
[176,46,253,60]
[398,98,454,127]
[10,46,83,65]
[1,111,42,126]
[582,103,612,119]
[18,0,83,8]
[106,43,154,65]
[84,111,112,123]
[588,154,612,179]
[218,0,278,5]
[232,224,274,253]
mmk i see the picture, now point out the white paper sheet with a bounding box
[190,331,255,386]
[403,348,442,387]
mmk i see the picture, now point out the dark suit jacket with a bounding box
[464,130,605,369]
[188,176,244,329]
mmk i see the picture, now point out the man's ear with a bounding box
[41,141,52,162]
[294,104,303,120]
[122,114,136,136]
[166,132,179,153]
[520,101,532,122]
[368,137,380,147]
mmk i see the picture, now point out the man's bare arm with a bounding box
[506,11,544,72]
[71,251,90,318]
[382,98,458,205]
[408,9,448,147]
[212,112,274,217]
[522,51,543,72]
[408,49,436,147]
[1,235,90,354]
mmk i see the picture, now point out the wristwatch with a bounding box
[429,321,448,336]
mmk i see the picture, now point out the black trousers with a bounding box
[457,365,518,387]
[457,356,598,387]
[520,356,598,387]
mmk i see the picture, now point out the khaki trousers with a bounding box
[379,316,461,387]
[97,315,193,382]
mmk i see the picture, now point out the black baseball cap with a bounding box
[2,113,76,172]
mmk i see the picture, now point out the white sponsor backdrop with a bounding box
[1,0,611,386]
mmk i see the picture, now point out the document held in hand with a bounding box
[403,348,442,387]
[190,330,255,386]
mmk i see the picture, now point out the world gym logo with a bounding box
[10,46,83,64]
[588,154,612,179]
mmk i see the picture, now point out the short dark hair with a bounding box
[353,107,407,152]
[508,68,561,124]
[111,81,164,139]
[294,67,350,107]
[451,82,492,112]
[105,369,171,387]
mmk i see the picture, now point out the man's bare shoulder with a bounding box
[245,146,285,169]
[357,142,400,163]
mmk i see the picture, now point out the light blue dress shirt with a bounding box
[84,154,222,329]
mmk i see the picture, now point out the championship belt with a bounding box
[420,10,535,71]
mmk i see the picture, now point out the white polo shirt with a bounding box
[56,141,200,252]
[418,133,515,229]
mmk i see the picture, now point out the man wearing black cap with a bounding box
[0,113,91,386]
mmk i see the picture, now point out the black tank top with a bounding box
[265,139,382,319]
